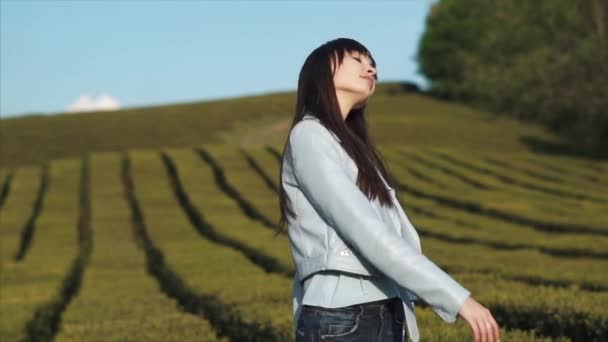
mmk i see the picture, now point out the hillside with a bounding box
[0,82,571,169]
[1,83,607,341]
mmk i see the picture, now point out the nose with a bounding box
[366,65,377,80]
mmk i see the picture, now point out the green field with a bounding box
[1,84,606,341]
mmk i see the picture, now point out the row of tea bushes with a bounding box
[386,148,605,220]
[0,168,13,209]
[54,153,226,341]
[447,272,607,341]
[386,151,608,231]
[476,154,606,195]
[163,145,607,340]
[241,147,608,291]
[256,144,608,260]
[198,146,281,230]
[518,154,608,186]
[159,148,292,276]
[0,159,80,341]
[263,143,605,232]
[124,151,580,341]
[1,143,605,340]
[378,150,606,237]
[0,166,43,264]
[393,189,608,259]
[127,149,294,341]
[408,148,607,205]
[412,305,569,342]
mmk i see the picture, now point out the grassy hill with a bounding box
[1,82,606,341]
[0,82,571,169]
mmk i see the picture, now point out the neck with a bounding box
[335,91,357,120]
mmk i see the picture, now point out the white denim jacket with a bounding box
[282,113,471,342]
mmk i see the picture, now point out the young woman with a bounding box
[277,38,500,342]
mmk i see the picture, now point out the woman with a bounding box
[277,38,500,342]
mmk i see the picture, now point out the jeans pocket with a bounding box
[319,308,362,339]
[322,322,358,339]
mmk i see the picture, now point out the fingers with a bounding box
[490,315,500,342]
[475,319,485,342]
[485,309,500,342]
[482,320,492,342]
[470,311,500,342]
[474,319,490,342]
[480,310,499,342]
[472,319,481,342]
[461,297,500,342]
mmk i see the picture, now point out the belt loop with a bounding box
[358,303,365,317]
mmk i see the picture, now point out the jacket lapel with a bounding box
[393,194,422,253]
[302,112,421,251]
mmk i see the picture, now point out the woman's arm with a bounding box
[288,120,471,323]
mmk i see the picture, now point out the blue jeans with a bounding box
[295,297,407,341]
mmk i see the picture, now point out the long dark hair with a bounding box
[275,37,398,237]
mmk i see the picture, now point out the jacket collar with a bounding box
[302,112,396,192]
[301,112,342,143]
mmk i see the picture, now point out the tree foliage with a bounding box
[418,0,608,153]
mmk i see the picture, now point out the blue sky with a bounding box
[1,0,434,118]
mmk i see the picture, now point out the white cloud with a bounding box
[66,93,121,113]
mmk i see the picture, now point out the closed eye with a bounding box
[352,55,377,78]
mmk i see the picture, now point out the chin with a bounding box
[356,87,372,97]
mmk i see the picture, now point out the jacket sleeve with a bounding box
[288,121,471,323]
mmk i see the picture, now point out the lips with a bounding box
[362,77,374,88]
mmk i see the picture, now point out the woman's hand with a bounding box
[458,296,500,342]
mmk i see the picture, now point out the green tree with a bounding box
[418,0,608,153]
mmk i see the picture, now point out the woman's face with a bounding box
[332,50,377,106]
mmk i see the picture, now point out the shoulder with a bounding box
[289,118,341,147]
[288,118,345,165]
[290,118,324,137]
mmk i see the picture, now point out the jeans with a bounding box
[295,297,407,342]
